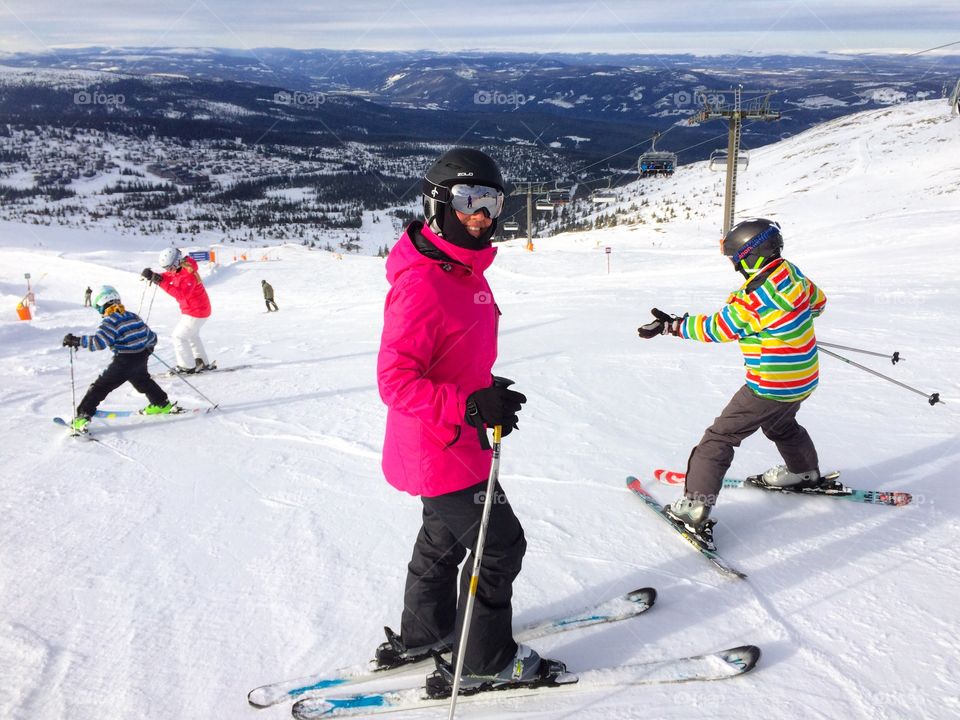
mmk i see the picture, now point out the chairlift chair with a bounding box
[638,151,677,177]
[535,197,554,211]
[591,177,617,204]
[708,150,749,172]
[502,220,520,233]
[548,187,571,205]
[591,189,617,204]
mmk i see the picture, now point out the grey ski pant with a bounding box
[400,480,526,676]
[684,384,819,506]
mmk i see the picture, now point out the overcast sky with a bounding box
[1,1,957,55]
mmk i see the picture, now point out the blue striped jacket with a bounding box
[81,308,158,354]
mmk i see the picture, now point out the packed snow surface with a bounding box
[1,100,958,719]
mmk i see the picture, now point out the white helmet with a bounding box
[159,247,183,269]
[94,285,121,314]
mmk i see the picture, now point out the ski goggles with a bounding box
[448,184,504,219]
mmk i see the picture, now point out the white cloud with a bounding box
[0,1,956,53]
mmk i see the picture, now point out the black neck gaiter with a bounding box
[439,203,496,250]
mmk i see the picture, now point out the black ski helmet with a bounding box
[422,148,505,234]
[722,218,784,274]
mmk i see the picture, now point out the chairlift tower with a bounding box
[949,78,960,116]
[510,181,552,250]
[692,87,780,236]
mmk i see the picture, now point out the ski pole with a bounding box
[819,340,902,365]
[819,347,942,406]
[151,354,219,410]
[68,347,78,423]
[448,423,503,720]
[144,284,158,323]
[136,279,148,316]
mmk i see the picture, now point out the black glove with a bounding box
[465,376,527,449]
[62,333,81,348]
[638,308,686,338]
[141,268,161,284]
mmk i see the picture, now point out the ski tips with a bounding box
[887,492,913,506]
[653,468,685,485]
[246,690,269,709]
[721,645,762,674]
[626,587,658,607]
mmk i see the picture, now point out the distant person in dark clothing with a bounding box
[84,287,92,307]
[262,280,278,312]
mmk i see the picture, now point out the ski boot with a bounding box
[425,644,571,698]
[665,497,717,551]
[194,358,217,373]
[71,415,91,433]
[374,627,454,670]
[140,401,182,416]
[758,465,829,490]
[173,364,197,374]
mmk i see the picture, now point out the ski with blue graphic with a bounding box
[91,406,211,419]
[627,476,747,580]
[290,645,761,718]
[247,587,656,708]
[653,469,912,506]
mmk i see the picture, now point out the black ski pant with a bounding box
[684,384,819,506]
[400,480,526,676]
[265,299,278,312]
[77,348,168,417]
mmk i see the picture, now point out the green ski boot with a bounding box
[140,402,181,416]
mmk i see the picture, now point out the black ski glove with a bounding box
[141,268,161,284]
[638,308,687,338]
[465,376,527,449]
[62,333,81,348]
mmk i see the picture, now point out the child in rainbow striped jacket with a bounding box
[638,218,826,541]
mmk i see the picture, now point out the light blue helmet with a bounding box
[93,285,121,314]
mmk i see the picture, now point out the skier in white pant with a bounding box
[142,248,213,374]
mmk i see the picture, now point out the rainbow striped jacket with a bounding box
[679,259,827,402]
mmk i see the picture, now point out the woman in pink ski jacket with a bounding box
[378,220,500,497]
[142,248,213,373]
[374,148,550,691]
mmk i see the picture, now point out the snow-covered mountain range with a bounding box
[1,98,958,720]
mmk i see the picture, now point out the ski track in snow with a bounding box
[1,100,960,719]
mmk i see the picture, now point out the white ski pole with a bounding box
[447,423,502,720]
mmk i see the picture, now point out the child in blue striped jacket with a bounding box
[62,285,177,432]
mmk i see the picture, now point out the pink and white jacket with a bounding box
[377,222,499,497]
[158,256,212,318]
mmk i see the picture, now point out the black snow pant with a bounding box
[400,480,526,676]
[77,348,168,418]
[684,384,819,506]
[265,299,278,312]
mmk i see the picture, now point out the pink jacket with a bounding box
[158,256,212,318]
[378,222,499,497]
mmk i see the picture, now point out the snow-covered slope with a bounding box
[1,100,958,720]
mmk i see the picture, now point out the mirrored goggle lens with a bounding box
[449,184,504,218]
